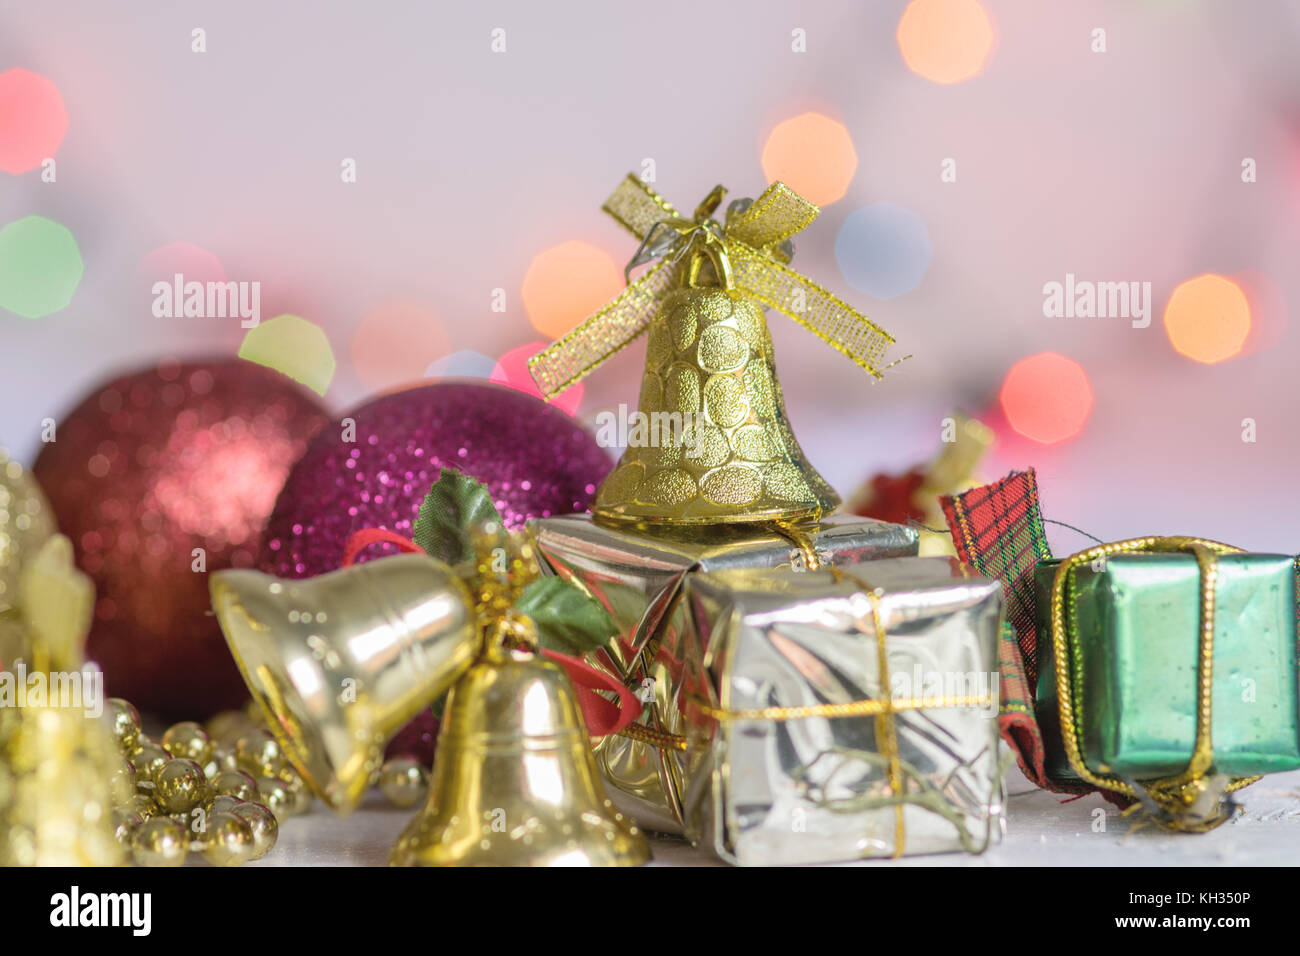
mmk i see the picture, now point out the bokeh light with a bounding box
[134,242,226,323]
[834,202,933,299]
[760,112,858,207]
[0,68,68,174]
[426,349,496,379]
[1162,273,1251,364]
[136,241,225,287]
[238,314,336,396]
[0,215,83,318]
[491,341,584,416]
[897,0,995,85]
[1000,352,1093,444]
[1233,270,1286,357]
[522,241,624,340]
[351,302,449,390]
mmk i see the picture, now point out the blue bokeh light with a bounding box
[834,202,933,300]
[425,349,496,379]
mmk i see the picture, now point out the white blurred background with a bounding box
[2,0,1299,552]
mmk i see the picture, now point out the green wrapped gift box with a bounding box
[1034,549,1300,783]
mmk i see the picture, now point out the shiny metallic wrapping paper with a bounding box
[528,514,918,834]
[676,556,1004,865]
[1033,553,1300,783]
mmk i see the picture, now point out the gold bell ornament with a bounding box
[0,535,124,866]
[390,613,650,867]
[209,552,479,813]
[212,469,650,865]
[385,512,648,867]
[529,175,901,526]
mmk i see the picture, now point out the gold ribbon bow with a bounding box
[527,175,898,399]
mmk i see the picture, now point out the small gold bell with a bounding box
[389,618,650,867]
[209,554,479,813]
[594,248,840,526]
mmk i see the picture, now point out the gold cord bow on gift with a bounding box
[529,175,902,526]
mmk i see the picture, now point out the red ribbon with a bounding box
[341,529,641,737]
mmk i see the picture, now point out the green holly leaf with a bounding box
[516,577,617,657]
[411,468,502,566]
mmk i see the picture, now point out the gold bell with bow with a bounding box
[209,553,480,813]
[529,175,899,526]
[389,612,650,867]
[211,499,650,866]
[391,523,649,866]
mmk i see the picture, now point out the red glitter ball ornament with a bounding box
[259,380,612,765]
[33,359,329,718]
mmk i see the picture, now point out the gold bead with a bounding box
[113,809,145,844]
[106,698,141,753]
[162,721,212,765]
[130,742,170,791]
[206,710,255,749]
[379,757,429,809]
[130,792,156,817]
[130,817,188,867]
[110,756,137,808]
[212,769,259,801]
[155,758,211,814]
[278,770,313,815]
[208,794,244,815]
[233,802,279,860]
[204,747,240,780]
[203,811,254,867]
[236,729,286,776]
[255,775,292,821]
[171,810,203,843]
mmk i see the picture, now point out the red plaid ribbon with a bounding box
[941,469,1105,797]
[941,469,1051,686]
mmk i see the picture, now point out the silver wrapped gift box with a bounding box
[528,514,919,834]
[677,556,1005,865]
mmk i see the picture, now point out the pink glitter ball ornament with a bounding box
[260,380,611,577]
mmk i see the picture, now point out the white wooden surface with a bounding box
[250,767,1300,867]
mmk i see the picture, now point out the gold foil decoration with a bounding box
[0,535,124,866]
[529,175,899,526]
[0,447,56,655]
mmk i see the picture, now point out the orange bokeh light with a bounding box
[1000,352,1093,444]
[760,113,857,207]
[522,241,624,340]
[897,0,994,85]
[1162,274,1251,365]
[351,302,450,390]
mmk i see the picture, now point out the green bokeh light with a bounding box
[238,314,336,396]
[0,215,84,319]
